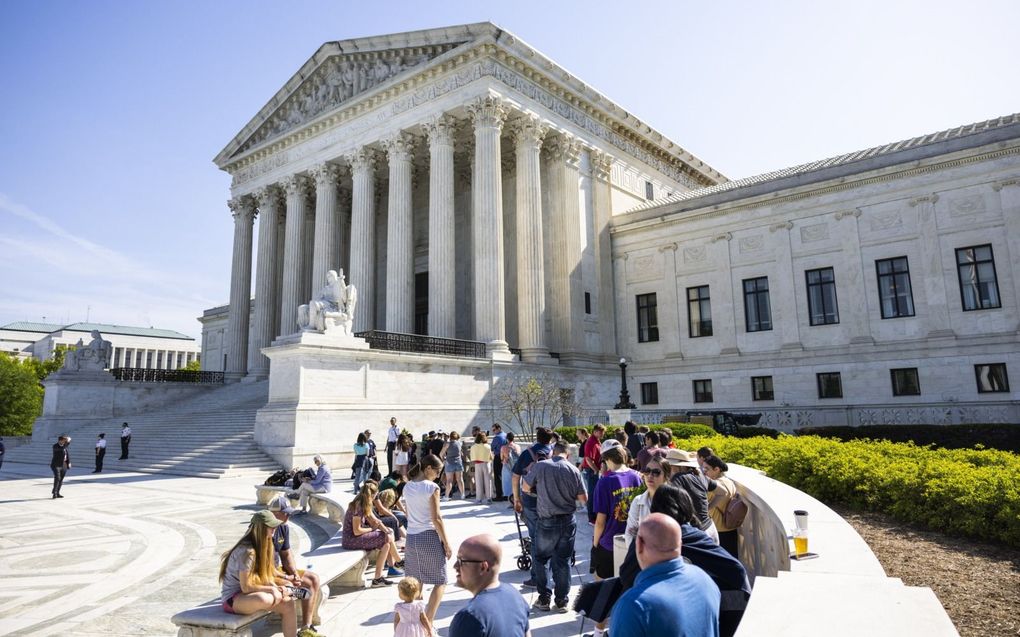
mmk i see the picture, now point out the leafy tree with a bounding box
[182,360,201,372]
[492,372,590,438]
[0,352,44,435]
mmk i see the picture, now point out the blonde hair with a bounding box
[218,517,276,586]
[353,481,379,516]
[397,576,422,602]
[449,431,460,441]
[378,489,398,508]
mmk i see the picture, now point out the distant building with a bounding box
[197,304,253,372]
[0,321,200,370]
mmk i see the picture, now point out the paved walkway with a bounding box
[0,463,597,637]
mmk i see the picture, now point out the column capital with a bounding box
[382,131,415,162]
[466,95,509,131]
[423,114,457,148]
[834,208,862,220]
[908,193,940,207]
[590,149,614,181]
[769,221,793,233]
[283,174,312,197]
[992,177,1020,192]
[254,184,284,208]
[346,147,378,174]
[309,162,343,189]
[507,115,547,151]
[545,134,582,168]
[228,196,257,221]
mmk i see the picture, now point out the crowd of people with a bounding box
[224,419,750,637]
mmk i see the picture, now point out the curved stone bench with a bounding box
[254,485,292,505]
[307,492,345,524]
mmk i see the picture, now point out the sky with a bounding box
[1,0,1018,340]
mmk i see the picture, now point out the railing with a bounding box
[353,330,487,358]
[110,368,225,383]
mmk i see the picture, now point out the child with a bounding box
[393,576,433,637]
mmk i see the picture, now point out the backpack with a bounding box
[264,469,291,486]
[723,492,748,528]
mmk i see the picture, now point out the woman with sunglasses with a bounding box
[624,457,668,544]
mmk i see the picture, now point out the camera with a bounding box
[287,586,311,600]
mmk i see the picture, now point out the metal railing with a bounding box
[110,368,225,383]
[354,330,487,358]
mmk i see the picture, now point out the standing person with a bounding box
[623,421,644,467]
[449,534,531,637]
[394,434,411,477]
[522,440,587,613]
[50,435,71,499]
[93,433,107,473]
[393,576,434,637]
[511,426,553,589]
[488,423,508,501]
[610,514,720,637]
[581,425,605,524]
[634,431,663,472]
[470,432,494,503]
[219,511,300,637]
[386,417,400,475]
[266,497,324,637]
[588,440,641,637]
[704,455,739,558]
[439,432,465,501]
[665,449,719,543]
[499,432,521,504]
[353,433,369,489]
[624,456,668,543]
[119,422,131,460]
[294,455,332,514]
[365,430,379,481]
[402,455,452,622]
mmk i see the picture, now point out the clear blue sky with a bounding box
[1,0,1018,339]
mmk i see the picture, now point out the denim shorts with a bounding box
[444,460,464,474]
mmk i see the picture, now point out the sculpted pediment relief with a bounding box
[235,43,463,156]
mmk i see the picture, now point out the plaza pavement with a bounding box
[0,463,597,637]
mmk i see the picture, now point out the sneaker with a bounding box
[532,595,551,611]
[394,560,405,569]
[521,578,536,588]
[440,496,449,502]
[371,577,394,587]
[387,566,404,577]
[297,628,324,637]
[554,598,569,613]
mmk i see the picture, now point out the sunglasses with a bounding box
[454,557,486,568]
[643,468,664,477]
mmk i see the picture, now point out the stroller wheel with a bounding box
[517,555,532,571]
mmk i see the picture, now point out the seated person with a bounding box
[343,482,403,587]
[267,497,323,636]
[374,488,407,539]
[293,455,332,514]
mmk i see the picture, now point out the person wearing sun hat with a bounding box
[267,496,323,636]
[665,449,719,543]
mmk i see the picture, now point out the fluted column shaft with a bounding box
[225,196,256,382]
[279,176,311,336]
[384,133,415,333]
[425,116,456,338]
[510,116,548,360]
[468,96,510,353]
[544,135,582,354]
[348,148,377,332]
[310,163,342,290]
[591,152,618,359]
[248,186,283,378]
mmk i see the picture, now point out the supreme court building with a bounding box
[208,23,1019,451]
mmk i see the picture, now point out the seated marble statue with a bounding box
[297,269,358,336]
[61,330,113,372]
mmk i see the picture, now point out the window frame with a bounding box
[640,382,659,405]
[742,276,773,332]
[956,244,1001,311]
[693,379,713,403]
[974,363,1010,394]
[687,285,713,338]
[890,368,921,397]
[751,375,774,401]
[816,372,843,399]
[875,256,916,319]
[806,267,840,326]
[636,293,659,343]
[645,181,654,200]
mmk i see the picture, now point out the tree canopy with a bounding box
[0,349,66,435]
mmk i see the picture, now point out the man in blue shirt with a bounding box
[450,533,531,637]
[489,423,509,501]
[611,514,719,637]
[511,427,553,588]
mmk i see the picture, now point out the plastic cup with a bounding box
[793,528,809,557]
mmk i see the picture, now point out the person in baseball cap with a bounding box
[266,497,323,636]
[599,438,623,455]
[268,494,298,516]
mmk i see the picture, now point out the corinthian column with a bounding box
[591,151,617,359]
[279,175,311,336]
[309,162,343,290]
[248,185,283,379]
[348,148,377,332]
[544,134,583,356]
[424,114,456,338]
[225,196,256,382]
[383,132,415,333]
[467,96,510,357]
[508,115,549,361]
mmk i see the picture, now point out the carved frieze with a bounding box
[626,252,663,283]
[684,246,706,263]
[738,235,764,253]
[799,223,829,243]
[869,211,902,231]
[947,193,986,217]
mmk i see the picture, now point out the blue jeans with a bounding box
[354,456,374,492]
[534,513,576,601]
[582,469,597,523]
[520,498,546,583]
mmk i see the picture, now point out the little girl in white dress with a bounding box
[393,576,434,637]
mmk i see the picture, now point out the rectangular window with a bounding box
[816,372,843,399]
[585,291,592,315]
[806,267,839,325]
[956,245,1001,311]
[752,376,774,401]
[636,293,659,343]
[890,368,921,396]
[693,379,713,403]
[687,285,713,337]
[645,181,654,200]
[743,277,772,332]
[640,382,659,405]
[975,363,1010,393]
[876,256,915,318]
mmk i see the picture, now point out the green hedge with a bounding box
[671,433,1020,546]
[554,422,716,444]
[795,424,1020,453]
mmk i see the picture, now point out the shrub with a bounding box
[554,422,716,444]
[795,424,1020,453]
[671,433,1020,546]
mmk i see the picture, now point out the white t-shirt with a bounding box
[403,480,439,535]
[121,427,132,438]
[96,439,107,449]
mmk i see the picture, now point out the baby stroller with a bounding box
[513,506,532,571]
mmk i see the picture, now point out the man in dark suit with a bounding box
[51,435,72,499]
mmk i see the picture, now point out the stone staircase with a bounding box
[10,380,282,479]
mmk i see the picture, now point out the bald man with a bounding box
[450,534,531,637]
[610,514,719,637]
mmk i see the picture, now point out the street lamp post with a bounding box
[615,357,636,409]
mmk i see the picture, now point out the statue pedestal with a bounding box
[271,330,371,349]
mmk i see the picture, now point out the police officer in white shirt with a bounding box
[119,423,132,459]
[93,433,107,473]
[386,417,399,474]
